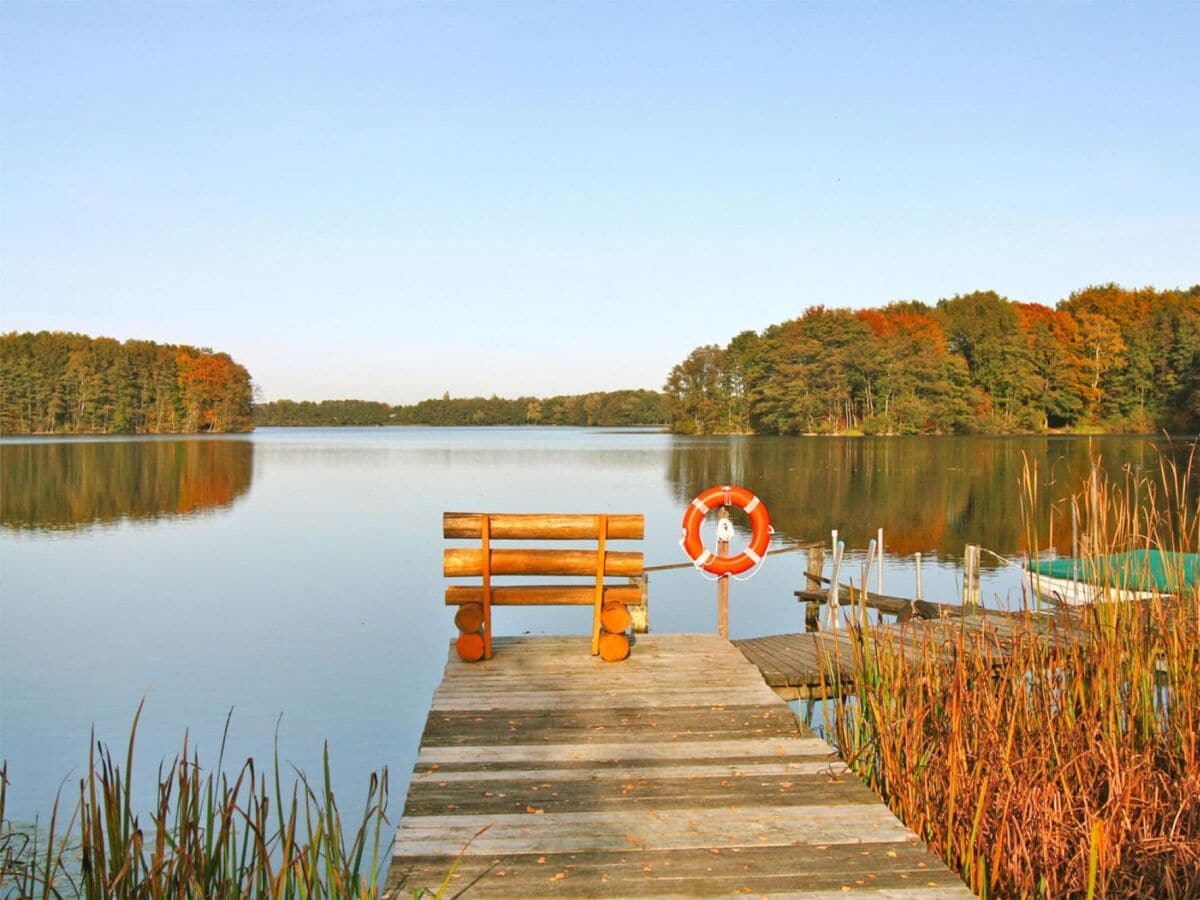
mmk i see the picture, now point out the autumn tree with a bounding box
[664,345,727,434]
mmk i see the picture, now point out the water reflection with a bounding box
[1,438,254,532]
[666,435,1194,564]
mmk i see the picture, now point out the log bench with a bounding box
[443,512,645,662]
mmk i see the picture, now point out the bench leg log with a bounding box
[598,629,630,662]
[455,629,485,662]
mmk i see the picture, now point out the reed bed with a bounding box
[0,705,392,899]
[824,446,1200,899]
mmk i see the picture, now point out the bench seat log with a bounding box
[444,513,644,541]
[446,585,642,606]
[444,548,643,578]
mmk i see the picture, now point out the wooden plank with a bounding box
[430,690,779,711]
[736,637,823,688]
[394,804,922,854]
[748,638,831,688]
[418,708,802,748]
[417,736,838,765]
[445,584,642,606]
[409,760,848,782]
[444,547,643,577]
[387,842,966,899]
[444,512,644,540]
[401,772,876,817]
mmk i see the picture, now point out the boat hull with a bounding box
[1026,571,1160,606]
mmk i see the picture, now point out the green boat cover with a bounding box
[1028,550,1200,593]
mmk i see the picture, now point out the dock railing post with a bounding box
[963,544,981,610]
[827,536,845,630]
[914,552,923,602]
[804,544,824,632]
[716,507,730,638]
[862,538,877,627]
[876,527,884,598]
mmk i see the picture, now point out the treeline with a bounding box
[254,390,670,428]
[665,283,1200,435]
[0,331,254,434]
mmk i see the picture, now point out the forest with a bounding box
[664,283,1200,435]
[253,389,669,428]
[0,331,254,434]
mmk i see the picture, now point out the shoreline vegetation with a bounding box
[252,389,670,429]
[0,706,396,899]
[665,282,1200,436]
[4,282,1197,437]
[824,452,1199,898]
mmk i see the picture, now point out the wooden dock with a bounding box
[387,633,972,898]
[734,610,1070,700]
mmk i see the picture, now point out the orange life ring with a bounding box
[680,484,772,577]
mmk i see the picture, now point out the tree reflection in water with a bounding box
[1,438,254,531]
[665,435,1197,565]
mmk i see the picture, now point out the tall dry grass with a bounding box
[824,445,1199,898]
[1,705,391,898]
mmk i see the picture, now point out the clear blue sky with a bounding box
[2,3,1197,402]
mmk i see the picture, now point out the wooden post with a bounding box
[862,538,877,627]
[481,515,493,659]
[876,527,884,597]
[962,544,970,607]
[914,552,923,602]
[716,507,730,638]
[591,514,609,655]
[828,539,845,630]
[963,544,980,609]
[805,544,824,632]
[972,544,981,609]
[627,574,649,633]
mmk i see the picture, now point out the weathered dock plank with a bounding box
[386,633,972,898]
[734,610,1088,699]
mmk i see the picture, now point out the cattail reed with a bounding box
[1,705,391,899]
[823,444,1199,898]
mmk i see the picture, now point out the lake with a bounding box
[1,428,1194,827]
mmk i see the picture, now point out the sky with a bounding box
[2,3,1197,403]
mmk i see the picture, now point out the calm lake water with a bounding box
[1,428,1195,826]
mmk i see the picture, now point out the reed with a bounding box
[823,445,1200,898]
[1,705,392,898]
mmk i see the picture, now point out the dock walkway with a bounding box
[734,610,1073,699]
[387,633,972,897]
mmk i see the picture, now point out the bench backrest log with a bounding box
[443,513,644,662]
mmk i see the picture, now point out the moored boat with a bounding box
[1026,550,1200,606]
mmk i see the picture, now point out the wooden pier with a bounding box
[736,601,1087,700]
[387,633,972,898]
[734,613,1017,700]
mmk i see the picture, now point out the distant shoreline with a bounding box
[7,425,1190,440]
